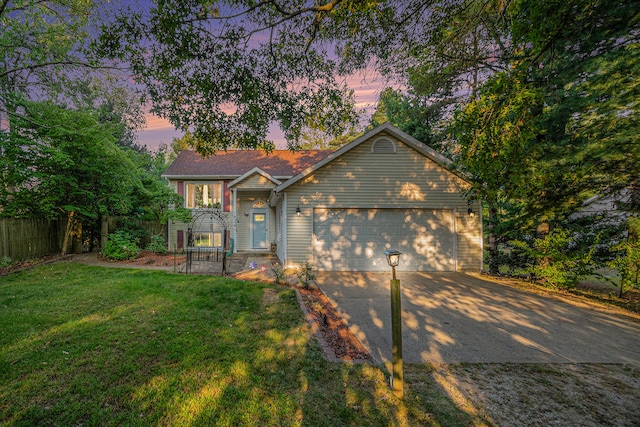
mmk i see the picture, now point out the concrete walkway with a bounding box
[315,271,640,366]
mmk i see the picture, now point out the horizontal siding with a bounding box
[284,134,482,271]
[456,206,483,271]
[233,174,277,189]
[235,191,275,251]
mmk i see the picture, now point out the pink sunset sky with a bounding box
[136,73,389,151]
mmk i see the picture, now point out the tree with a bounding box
[0,97,142,253]
[450,0,639,272]
[96,0,438,152]
[369,87,453,154]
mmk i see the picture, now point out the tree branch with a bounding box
[0,0,10,17]
[0,61,122,80]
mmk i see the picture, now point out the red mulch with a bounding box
[99,251,185,266]
[298,287,372,361]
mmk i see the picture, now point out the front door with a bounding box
[251,211,268,249]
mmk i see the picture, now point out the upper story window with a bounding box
[185,182,223,209]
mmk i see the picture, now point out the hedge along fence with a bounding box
[100,216,167,249]
[0,218,68,260]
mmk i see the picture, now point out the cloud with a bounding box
[144,114,176,131]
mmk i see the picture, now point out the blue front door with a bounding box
[251,211,268,249]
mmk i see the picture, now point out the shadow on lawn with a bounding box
[0,263,483,426]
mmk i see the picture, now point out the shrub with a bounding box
[608,217,640,297]
[297,262,316,289]
[510,228,598,288]
[0,256,12,268]
[102,230,141,261]
[145,235,167,255]
[271,263,288,285]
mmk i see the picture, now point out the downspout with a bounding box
[282,192,287,267]
[452,209,458,272]
[232,188,237,253]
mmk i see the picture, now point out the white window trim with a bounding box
[184,181,224,210]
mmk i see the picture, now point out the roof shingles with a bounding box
[163,150,334,178]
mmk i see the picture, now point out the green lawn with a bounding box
[0,262,478,427]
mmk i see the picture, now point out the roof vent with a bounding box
[371,137,396,154]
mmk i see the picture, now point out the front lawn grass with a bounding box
[0,262,477,426]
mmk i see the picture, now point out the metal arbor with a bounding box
[185,207,231,274]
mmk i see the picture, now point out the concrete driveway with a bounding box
[315,272,640,366]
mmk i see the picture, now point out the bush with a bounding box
[609,217,640,297]
[145,235,167,255]
[271,263,288,285]
[510,228,597,288]
[0,256,12,268]
[297,262,316,289]
[102,230,141,261]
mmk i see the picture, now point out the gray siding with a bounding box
[235,191,276,251]
[283,133,482,271]
[232,174,277,190]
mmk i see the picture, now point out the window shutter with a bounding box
[177,230,184,250]
[224,181,231,212]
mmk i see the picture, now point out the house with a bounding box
[162,123,483,272]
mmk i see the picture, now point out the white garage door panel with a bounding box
[313,208,455,271]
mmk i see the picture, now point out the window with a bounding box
[193,232,222,247]
[371,137,396,154]
[185,182,222,209]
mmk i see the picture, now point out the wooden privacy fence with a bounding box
[0,217,167,261]
[0,218,67,260]
[100,217,167,249]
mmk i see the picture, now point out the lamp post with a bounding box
[384,249,403,398]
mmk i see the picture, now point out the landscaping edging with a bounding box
[295,288,341,363]
[295,287,372,364]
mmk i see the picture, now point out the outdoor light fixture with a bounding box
[467,206,475,217]
[244,211,249,217]
[383,249,403,399]
[384,249,402,269]
[296,205,301,217]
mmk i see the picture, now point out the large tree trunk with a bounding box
[61,211,81,255]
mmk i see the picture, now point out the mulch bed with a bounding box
[298,287,372,362]
[98,251,185,266]
[0,254,67,276]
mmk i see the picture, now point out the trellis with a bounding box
[185,208,231,274]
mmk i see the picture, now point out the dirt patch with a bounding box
[298,286,372,362]
[425,363,640,427]
[262,288,280,306]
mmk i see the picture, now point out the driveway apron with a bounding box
[314,272,640,366]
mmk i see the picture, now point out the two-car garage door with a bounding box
[313,208,455,271]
